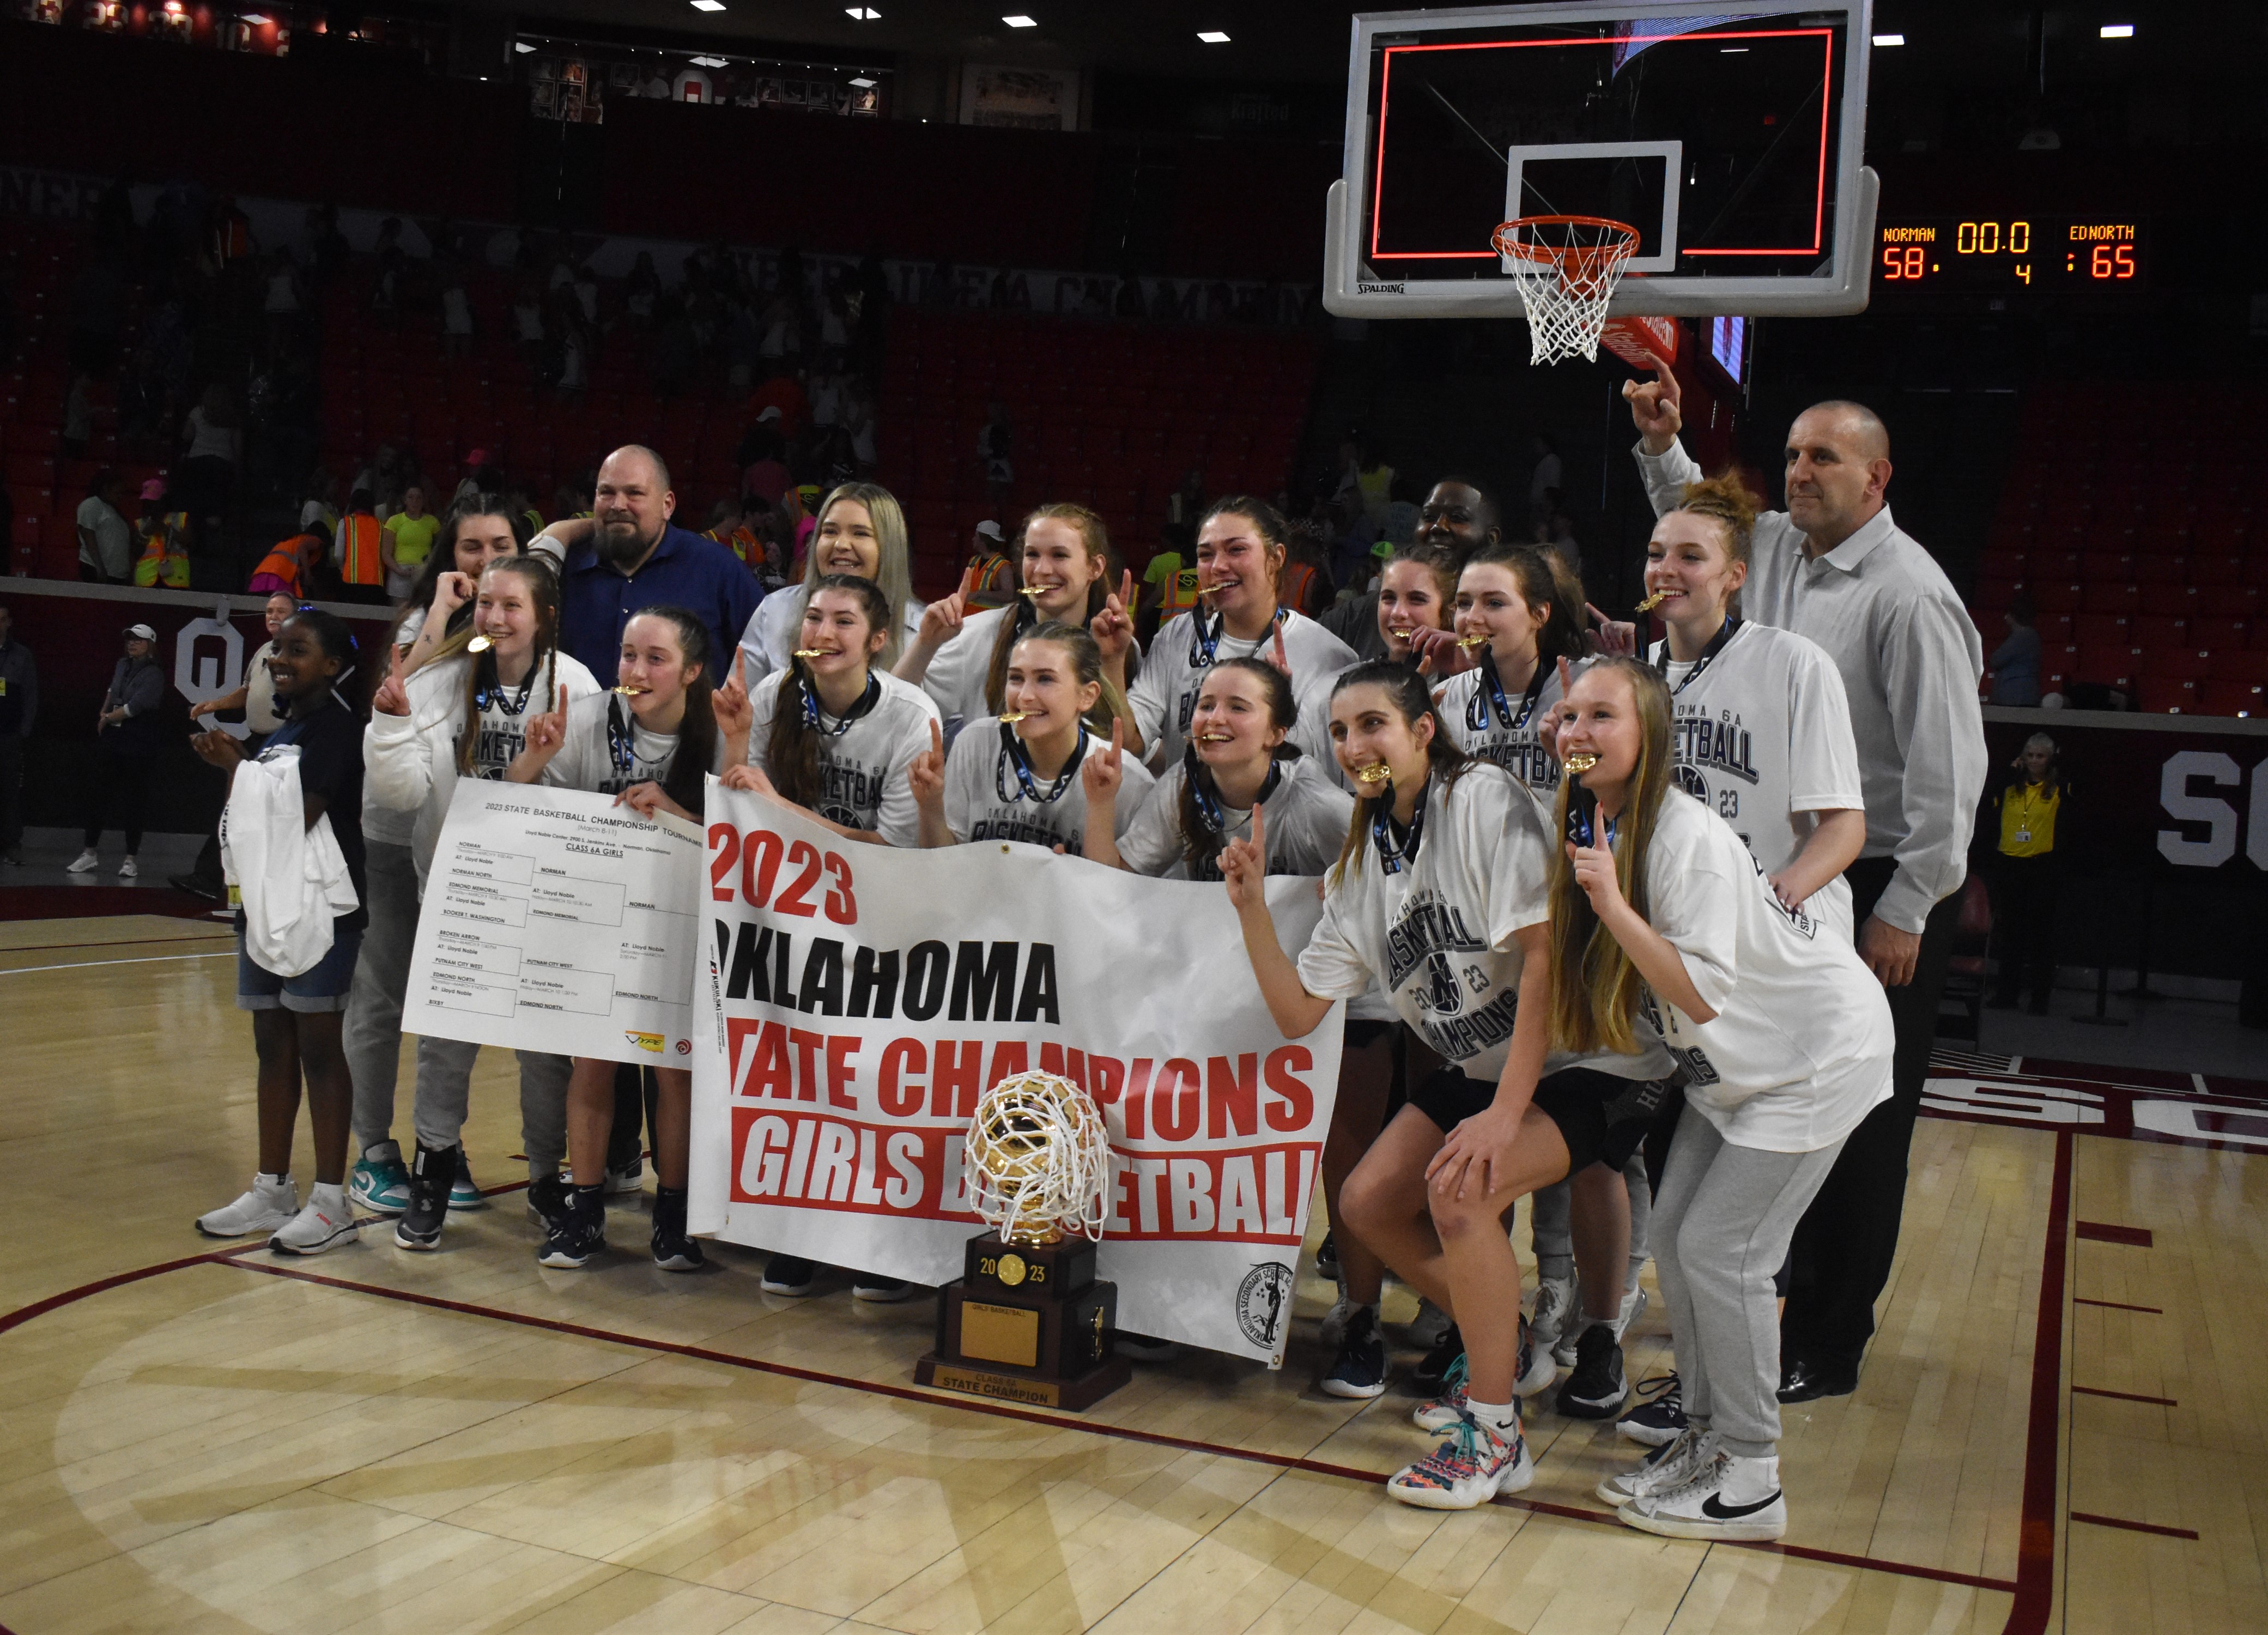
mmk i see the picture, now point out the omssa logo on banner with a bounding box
[687,779,1345,1364]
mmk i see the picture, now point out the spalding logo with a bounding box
[624,1030,664,1053]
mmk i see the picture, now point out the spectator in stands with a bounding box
[1988,595,2042,707]
[299,470,341,540]
[248,531,328,600]
[740,413,792,507]
[380,485,439,603]
[1281,523,1335,619]
[749,368,809,441]
[842,385,878,474]
[179,383,243,557]
[0,604,35,867]
[333,489,385,603]
[963,521,1017,610]
[440,268,474,358]
[76,469,135,585]
[704,498,760,573]
[132,485,191,589]
[68,623,167,880]
[530,445,762,677]
[1987,733,2065,1015]
[1138,522,1199,646]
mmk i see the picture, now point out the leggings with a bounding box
[1651,1103,1843,1458]
[82,745,156,852]
[1530,1149,1653,1293]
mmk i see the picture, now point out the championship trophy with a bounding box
[915,1070,1132,1409]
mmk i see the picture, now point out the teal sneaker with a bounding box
[347,1141,410,1215]
[446,1147,488,1212]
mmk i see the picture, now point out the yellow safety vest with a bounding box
[1998,782,2060,858]
[132,524,190,588]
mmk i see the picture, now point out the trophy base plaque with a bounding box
[915,1233,1132,1412]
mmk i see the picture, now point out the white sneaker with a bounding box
[1533,1275,1576,1365]
[269,1192,361,1256]
[66,849,100,874]
[1319,1280,1357,1346]
[1612,1283,1647,1341]
[117,856,138,879]
[1620,1451,1787,1542]
[1386,1412,1533,1510]
[1598,1426,1715,1507]
[197,1173,298,1238]
[1405,1298,1453,1351]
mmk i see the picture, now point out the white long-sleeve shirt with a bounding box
[1632,438,1986,934]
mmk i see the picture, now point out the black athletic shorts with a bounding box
[1408,1064,1676,1174]
[1344,1019,1397,1050]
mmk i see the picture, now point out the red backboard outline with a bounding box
[1368,27,1835,264]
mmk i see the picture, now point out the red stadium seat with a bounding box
[2075,646,2137,686]
[2073,613,2130,648]
[2147,648,2210,680]
[2079,580,2140,614]
[2133,616,2190,651]
[2137,676,2198,714]
[2034,582,2082,613]
[2192,617,2252,652]
[2192,555,2246,585]
[2205,649,2268,685]
[2138,583,2200,617]
[2199,680,2265,716]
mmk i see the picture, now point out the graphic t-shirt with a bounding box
[542,691,729,798]
[1438,653,1582,816]
[1636,790,1894,1152]
[1117,754,1352,883]
[1649,620,1863,936]
[745,668,941,847]
[941,720,1156,855]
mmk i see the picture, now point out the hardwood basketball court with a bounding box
[2,912,2260,1633]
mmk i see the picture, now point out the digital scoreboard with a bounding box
[1876,219,2145,294]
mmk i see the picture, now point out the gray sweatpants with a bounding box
[344,840,420,1151]
[412,1037,572,1172]
[1651,1101,1845,1459]
[1530,1149,1653,1292]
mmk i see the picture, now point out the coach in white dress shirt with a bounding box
[1625,363,1986,1403]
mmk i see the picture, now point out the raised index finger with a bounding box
[929,717,943,758]
[556,682,569,716]
[958,564,979,600]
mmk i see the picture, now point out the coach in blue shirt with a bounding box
[530,444,762,679]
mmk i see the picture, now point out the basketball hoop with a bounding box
[1492,215,1641,365]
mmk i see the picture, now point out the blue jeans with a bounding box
[236,928,363,1013]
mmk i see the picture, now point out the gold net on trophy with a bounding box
[964,1070,1111,1246]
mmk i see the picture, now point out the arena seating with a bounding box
[1968,382,2268,716]
[876,306,1320,593]
[1,219,169,579]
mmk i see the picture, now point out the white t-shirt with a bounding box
[1638,790,1894,1151]
[184,408,240,464]
[245,639,282,735]
[745,667,941,847]
[916,604,1145,747]
[1129,608,1356,773]
[942,721,1155,855]
[1118,753,1351,882]
[738,587,927,691]
[542,691,730,798]
[1296,765,1557,1081]
[1649,621,1864,937]
[75,497,132,579]
[1439,653,1581,815]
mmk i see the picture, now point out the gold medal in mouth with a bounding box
[612,684,650,697]
[1456,632,1490,649]
[792,649,829,659]
[1563,752,1599,774]
[1354,763,1393,786]
[466,635,493,653]
[997,711,1029,723]
[1635,590,1671,613]
[1194,731,1233,745]
[1017,586,1046,598]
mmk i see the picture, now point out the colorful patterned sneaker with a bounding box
[1320,1304,1389,1400]
[1598,1426,1714,1508]
[1620,1451,1786,1542]
[196,1173,297,1239]
[446,1147,488,1211]
[1412,1351,1470,1431]
[1618,1372,1686,1446]
[1386,1412,1535,1510]
[269,1192,360,1256]
[347,1141,410,1215]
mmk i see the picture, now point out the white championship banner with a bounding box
[688,780,1345,1365]
[403,782,705,1065]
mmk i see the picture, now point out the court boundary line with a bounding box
[0,1145,2084,1614]
[0,950,236,977]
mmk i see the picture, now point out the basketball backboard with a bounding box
[1325,1,1880,323]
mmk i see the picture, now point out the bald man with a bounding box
[1320,477,1504,659]
[1628,363,1985,1404]
[531,444,762,679]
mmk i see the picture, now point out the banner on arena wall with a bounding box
[687,781,1345,1365]
[402,782,704,1065]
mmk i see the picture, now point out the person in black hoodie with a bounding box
[68,621,168,878]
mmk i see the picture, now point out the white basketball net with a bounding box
[964,1070,1112,1244]
[1494,217,1640,366]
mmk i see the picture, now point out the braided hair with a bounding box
[454,556,562,776]
[763,573,890,812]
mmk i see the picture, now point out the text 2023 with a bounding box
[709,826,858,925]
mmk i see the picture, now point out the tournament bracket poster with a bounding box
[687,780,1344,1364]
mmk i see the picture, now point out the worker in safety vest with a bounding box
[334,488,385,600]
[704,498,762,574]
[133,514,191,588]
[247,533,326,599]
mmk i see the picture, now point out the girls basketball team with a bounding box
[190,444,1890,1545]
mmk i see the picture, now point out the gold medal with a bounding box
[1456,632,1490,649]
[466,635,493,653]
[1354,763,1393,786]
[1017,586,1045,598]
[792,649,827,659]
[994,1251,1028,1287]
[1635,590,1670,613]
[1563,752,1599,773]
[611,684,650,696]
[997,711,1029,723]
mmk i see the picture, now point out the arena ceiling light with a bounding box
[2100,23,2134,37]
[689,1,725,11]
[846,6,880,17]
[1003,15,1037,27]
[239,11,269,23]
[1872,32,1904,45]
[513,39,535,51]
[1197,30,1229,44]
[849,75,877,87]
[690,55,727,66]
